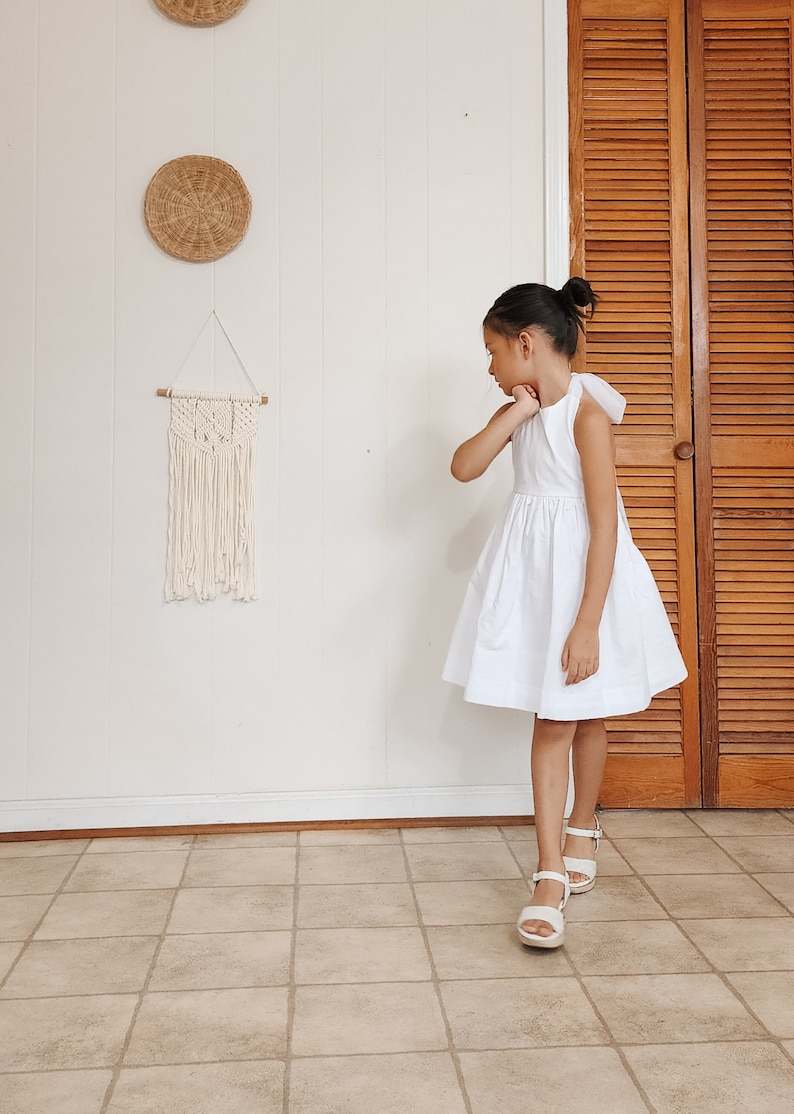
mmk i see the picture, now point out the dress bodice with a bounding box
[511,373,626,497]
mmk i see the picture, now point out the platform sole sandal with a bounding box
[563,815,602,895]
[517,870,571,950]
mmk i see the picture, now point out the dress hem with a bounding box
[443,669,688,721]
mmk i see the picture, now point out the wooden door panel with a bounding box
[572,0,794,808]
[718,758,794,807]
[570,0,700,806]
[713,465,794,803]
[689,0,794,805]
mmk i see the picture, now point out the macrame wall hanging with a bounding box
[157,312,268,603]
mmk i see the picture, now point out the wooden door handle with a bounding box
[674,441,695,460]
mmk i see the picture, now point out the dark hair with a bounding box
[483,277,598,359]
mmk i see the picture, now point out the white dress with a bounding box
[443,373,687,720]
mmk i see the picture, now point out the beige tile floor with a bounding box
[0,810,793,1113]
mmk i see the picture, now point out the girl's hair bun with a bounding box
[483,277,598,358]
[560,276,598,312]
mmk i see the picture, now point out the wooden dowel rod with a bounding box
[156,388,268,404]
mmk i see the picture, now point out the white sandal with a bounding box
[563,815,602,895]
[517,870,570,949]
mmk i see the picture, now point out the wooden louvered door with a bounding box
[689,0,794,805]
[570,0,794,806]
[570,0,701,806]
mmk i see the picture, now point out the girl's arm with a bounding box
[451,386,539,482]
[562,394,619,685]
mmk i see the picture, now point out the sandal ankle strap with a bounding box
[531,869,571,909]
[532,870,568,886]
[564,817,602,848]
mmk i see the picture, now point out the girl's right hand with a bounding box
[561,622,600,685]
[512,384,540,417]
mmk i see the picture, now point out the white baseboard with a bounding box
[0,785,537,834]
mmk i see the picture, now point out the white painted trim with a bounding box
[543,0,570,287]
[0,786,536,833]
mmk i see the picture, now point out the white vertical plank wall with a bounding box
[0,0,563,833]
[28,1,116,803]
[0,3,38,805]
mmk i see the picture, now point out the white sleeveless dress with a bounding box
[443,373,687,720]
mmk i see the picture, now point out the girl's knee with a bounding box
[533,718,577,745]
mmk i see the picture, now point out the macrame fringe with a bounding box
[166,393,259,602]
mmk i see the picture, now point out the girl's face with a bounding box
[483,326,533,396]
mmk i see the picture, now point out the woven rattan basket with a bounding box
[153,0,248,26]
[144,155,252,263]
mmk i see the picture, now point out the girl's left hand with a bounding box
[561,623,599,685]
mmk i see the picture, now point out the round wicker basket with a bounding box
[144,155,252,263]
[153,0,248,26]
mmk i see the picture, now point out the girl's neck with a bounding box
[535,357,573,408]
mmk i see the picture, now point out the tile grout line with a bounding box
[98,835,198,1114]
[595,817,794,1067]
[501,825,657,1113]
[559,909,657,1111]
[615,819,794,1085]
[611,822,792,975]
[739,854,794,1072]
[635,829,794,1062]
[0,1035,783,1075]
[0,841,95,996]
[710,979,794,1067]
[751,873,794,909]
[281,829,301,1114]
[398,827,478,1114]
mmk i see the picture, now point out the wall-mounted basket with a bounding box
[153,0,249,26]
[144,155,252,262]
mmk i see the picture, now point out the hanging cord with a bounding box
[157,311,268,403]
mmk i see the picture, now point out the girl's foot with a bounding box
[518,870,569,943]
[562,815,602,892]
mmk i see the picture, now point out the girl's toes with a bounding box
[520,918,552,937]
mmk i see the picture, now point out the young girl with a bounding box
[443,279,687,949]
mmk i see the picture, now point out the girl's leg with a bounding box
[563,718,608,883]
[521,717,577,937]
